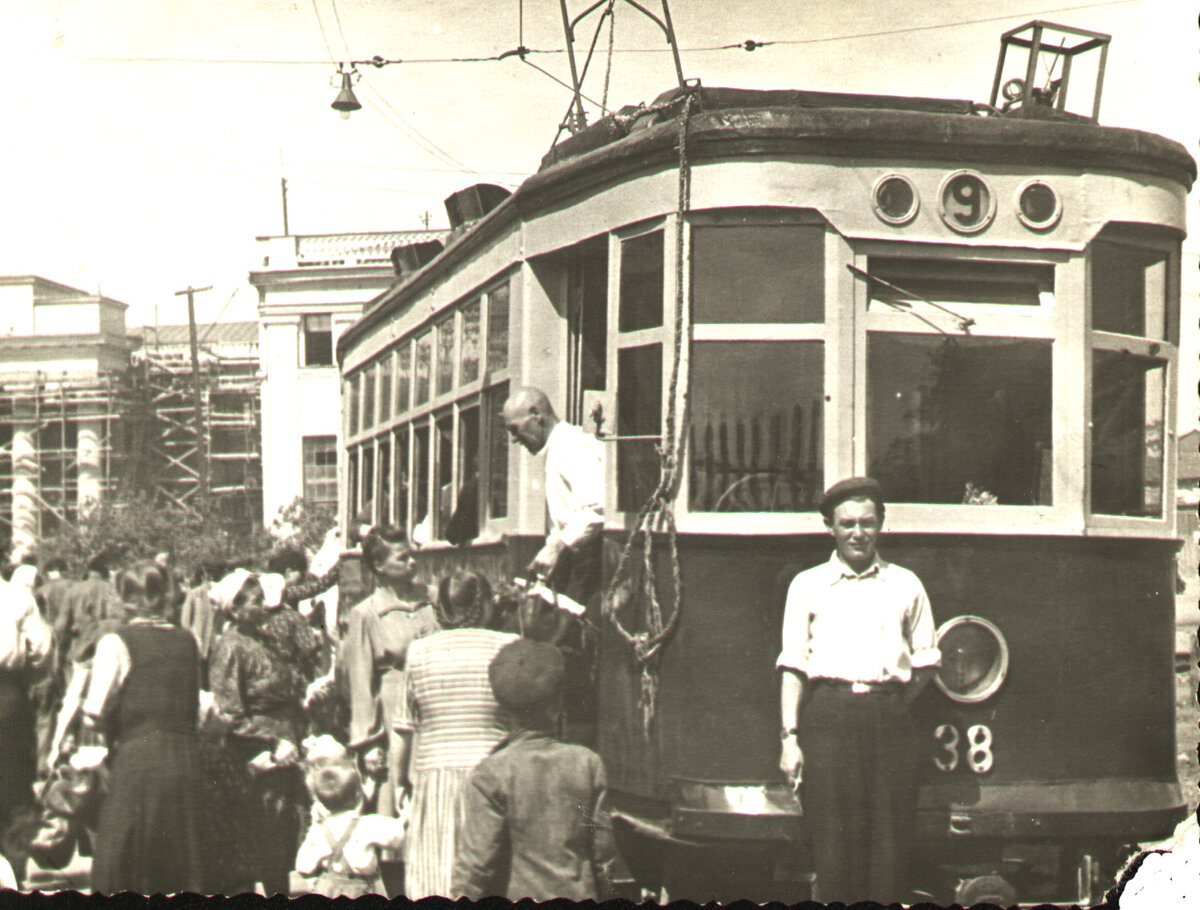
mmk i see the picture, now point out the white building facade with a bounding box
[250,231,445,525]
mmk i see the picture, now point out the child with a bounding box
[451,639,617,901]
[294,736,407,897]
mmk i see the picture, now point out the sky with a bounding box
[2,0,1197,421]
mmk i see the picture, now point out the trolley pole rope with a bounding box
[603,83,698,738]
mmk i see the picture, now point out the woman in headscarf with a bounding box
[80,561,216,894]
[340,526,439,821]
[209,571,309,896]
[399,570,518,899]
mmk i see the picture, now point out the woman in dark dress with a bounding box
[80,561,215,894]
[209,572,309,897]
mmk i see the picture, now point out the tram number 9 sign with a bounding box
[933,723,994,774]
[938,171,996,234]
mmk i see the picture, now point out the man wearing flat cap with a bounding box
[777,477,940,903]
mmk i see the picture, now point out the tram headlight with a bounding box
[934,615,1009,703]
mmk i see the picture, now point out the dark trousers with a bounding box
[799,683,919,904]
[546,538,601,746]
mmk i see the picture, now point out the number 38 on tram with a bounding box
[336,37,1194,904]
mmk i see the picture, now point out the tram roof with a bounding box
[340,85,1195,359]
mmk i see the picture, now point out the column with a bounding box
[77,419,103,517]
[11,412,38,553]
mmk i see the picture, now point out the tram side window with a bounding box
[445,406,481,544]
[1091,352,1165,517]
[689,342,823,512]
[413,425,431,538]
[434,414,454,537]
[617,345,662,512]
[395,341,412,415]
[867,334,1053,505]
[461,300,482,385]
[1092,241,1168,339]
[487,382,509,519]
[619,230,664,332]
[437,316,456,396]
[347,374,361,437]
[362,364,377,432]
[567,243,608,421]
[378,353,393,419]
[361,445,375,522]
[692,225,824,323]
[415,332,433,405]
[394,426,410,530]
[488,284,510,373]
[377,437,392,525]
[347,448,359,521]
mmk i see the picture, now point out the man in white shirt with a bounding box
[501,387,604,604]
[777,476,940,904]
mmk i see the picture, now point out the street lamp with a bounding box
[331,66,362,120]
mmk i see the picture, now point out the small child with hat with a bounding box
[450,639,618,901]
[293,735,408,897]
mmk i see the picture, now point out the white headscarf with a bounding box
[208,568,252,613]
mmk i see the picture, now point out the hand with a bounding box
[779,739,804,789]
[272,739,299,766]
[531,539,566,579]
[361,746,386,777]
[395,781,413,819]
[69,745,109,772]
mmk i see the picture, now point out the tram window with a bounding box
[867,334,1052,505]
[395,426,410,530]
[568,247,608,396]
[692,225,824,323]
[347,374,361,437]
[488,283,510,373]
[689,342,823,512]
[446,406,481,544]
[396,341,412,415]
[1091,241,1168,339]
[619,231,664,332]
[378,353,393,420]
[487,383,509,519]
[361,445,375,521]
[1091,351,1165,517]
[377,437,392,526]
[362,364,376,431]
[347,447,359,521]
[413,425,431,537]
[436,316,456,396]
[461,299,482,384]
[868,258,1051,307]
[435,414,454,537]
[414,332,432,405]
[617,345,663,511]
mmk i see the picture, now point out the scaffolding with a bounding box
[0,347,262,546]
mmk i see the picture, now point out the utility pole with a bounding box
[175,284,213,510]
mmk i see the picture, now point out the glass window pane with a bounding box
[869,258,1052,307]
[488,283,510,373]
[689,342,823,512]
[347,447,359,521]
[435,413,454,538]
[1091,351,1166,516]
[377,437,392,525]
[395,427,410,531]
[414,332,432,405]
[620,231,664,332]
[414,425,430,534]
[302,314,333,366]
[461,300,482,384]
[446,406,481,543]
[347,374,360,437]
[568,247,608,402]
[1092,241,1168,338]
[437,316,456,395]
[618,345,662,511]
[302,435,338,507]
[395,341,411,415]
[867,334,1053,505]
[362,365,376,431]
[378,353,393,420]
[361,445,375,522]
[693,225,824,323]
[487,383,509,519]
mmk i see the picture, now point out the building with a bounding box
[0,275,264,551]
[249,229,446,524]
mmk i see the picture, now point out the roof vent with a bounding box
[390,240,445,277]
[443,184,512,230]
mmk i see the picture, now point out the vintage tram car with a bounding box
[336,37,1194,903]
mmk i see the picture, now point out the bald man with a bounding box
[501,388,604,602]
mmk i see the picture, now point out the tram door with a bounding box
[565,237,608,432]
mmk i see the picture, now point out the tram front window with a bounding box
[689,341,823,512]
[1091,351,1165,517]
[867,334,1052,505]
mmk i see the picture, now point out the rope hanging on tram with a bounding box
[603,84,698,738]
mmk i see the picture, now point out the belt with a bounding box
[815,678,905,695]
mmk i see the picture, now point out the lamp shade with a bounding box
[331,72,362,115]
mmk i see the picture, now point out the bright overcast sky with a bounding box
[1,0,1196,419]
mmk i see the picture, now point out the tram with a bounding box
[336,22,1195,904]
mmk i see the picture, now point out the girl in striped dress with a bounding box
[398,571,517,898]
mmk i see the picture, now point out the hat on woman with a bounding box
[488,639,566,712]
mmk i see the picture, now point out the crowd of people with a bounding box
[0,525,617,899]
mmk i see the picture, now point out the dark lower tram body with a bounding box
[417,532,1184,904]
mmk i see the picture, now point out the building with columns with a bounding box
[249,230,445,525]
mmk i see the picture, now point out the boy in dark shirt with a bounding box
[451,639,617,901]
